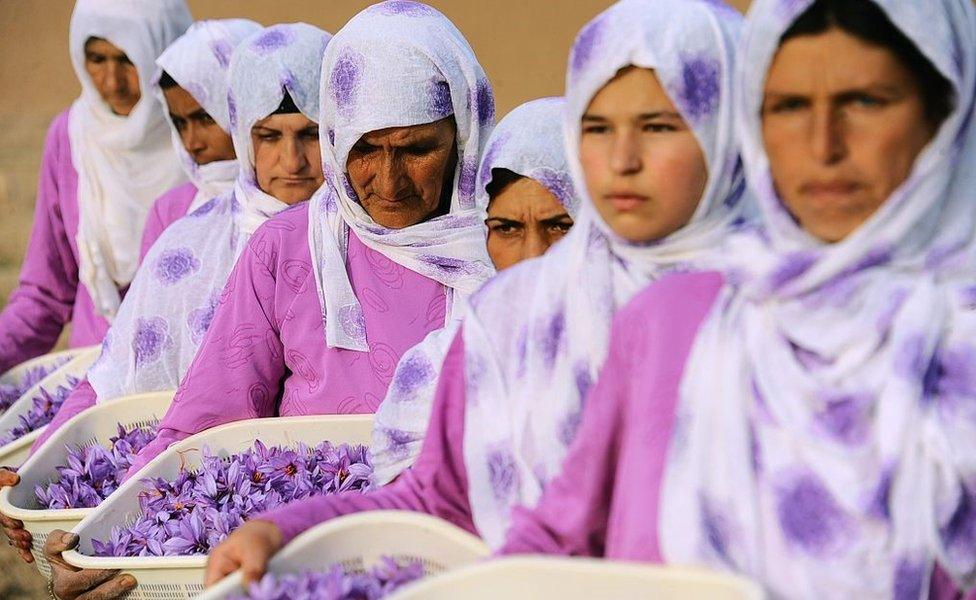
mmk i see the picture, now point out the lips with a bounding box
[800,180,861,198]
[605,193,649,212]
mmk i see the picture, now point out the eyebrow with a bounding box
[764,83,905,98]
[539,213,572,224]
[188,109,211,121]
[582,111,681,121]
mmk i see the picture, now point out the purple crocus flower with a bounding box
[90,440,372,557]
[0,377,81,447]
[229,557,424,600]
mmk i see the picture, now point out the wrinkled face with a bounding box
[162,85,235,166]
[251,113,324,205]
[581,67,708,243]
[486,175,574,270]
[762,28,939,243]
[84,37,141,116]
[346,117,459,229]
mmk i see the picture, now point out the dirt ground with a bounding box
[0,1,749,596]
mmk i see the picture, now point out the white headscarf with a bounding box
[660,0,976,597]
[154,19,261,213]
[88,23,330,402]
[371,97,582,485]
[68,0,192,319]
[308,0,496,353]
[463,0,748,549]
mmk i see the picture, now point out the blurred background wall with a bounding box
[0,0,750,315]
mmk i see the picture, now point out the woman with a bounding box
[205,0,747,584]
[122,0,495,476]
[0,21,329,572]
[500,0,976,597]
[371,95,580,484]
[0,0,192,374]
[139,18,262,257]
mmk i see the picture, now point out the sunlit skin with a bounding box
[762,28,939,243]
[162,85,236,165]
[346,117,458,229]
[252,113,324,205]
[580,66,708,244]
[486,176,573,270]
[84,37,140,116]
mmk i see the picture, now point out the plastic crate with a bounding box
[0,347,101,469]
[63,414,376,600]
[0,390,175,577]
[199,510,490,600]
[387,556,765,600]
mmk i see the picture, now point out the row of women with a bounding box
[0,0,973,597]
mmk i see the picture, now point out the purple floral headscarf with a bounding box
[87,24,331,403]
[153,19,262,212]
[308,1,496,353]
[661,0,976,597]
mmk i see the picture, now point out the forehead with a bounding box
[84,37,127,57]
[765,29,915,92]
[585,66,678,116]
[253,112,317,130]
[162,86,203,113]
[359,117,457,144]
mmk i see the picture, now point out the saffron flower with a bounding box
[230,557,425,600]
[0,377,81,447]
[0,360,68,414]
[91,440,372,557]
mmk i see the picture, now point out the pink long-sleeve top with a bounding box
[124,202,448,477]
[0,111,109,373]
[139,181,197,261]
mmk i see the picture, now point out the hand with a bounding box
[204,520,283,587]
[45,529,136,600]
[0,468,32,563]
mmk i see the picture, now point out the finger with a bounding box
[0,469,20,487]
[13,537,32,550]
[74,574,136,600]
[204,551,240,588]
[0,514,24,529]
[17,548,34,563]
[45,530,77,556]
[239,543,272,585]
[61,567,122,593]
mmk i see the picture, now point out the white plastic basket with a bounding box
[63,414,376,600]
[199,510,490,600]
[387,556,765,600]
[0,390,175,577]
[0,347,101,469]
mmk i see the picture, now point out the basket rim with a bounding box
[0,429,43,465]
[387,556,766,599]
[0,348,93,385]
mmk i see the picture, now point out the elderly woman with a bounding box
[122,1,495,477]
[204,0,748,584]
[0,23,329,591]
[500,0,976,597]
[0,0,192,373]
[139,18,262,257]
[371,95,581,484]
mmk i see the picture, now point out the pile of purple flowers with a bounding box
[0,361,67,414]
[0,377,81,447]
[91,440,372,557]
[231,557,425,600]
[35,423,158,509]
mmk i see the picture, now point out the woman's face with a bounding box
[346,117,458,229]
[580,66,708,244]
[486,176,574,270]
[84,37,140,116]
[762,28,939,243]
[251,113,324,205]
[162,85,235,166]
